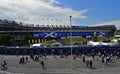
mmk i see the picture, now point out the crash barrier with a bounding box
[0,46,120,55]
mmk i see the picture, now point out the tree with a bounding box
[0,34,12,46]
[24,34,32,45]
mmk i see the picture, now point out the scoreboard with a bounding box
[34,32,110,38]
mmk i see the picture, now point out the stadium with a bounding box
[0,19,120,55]
[0,19,117,44]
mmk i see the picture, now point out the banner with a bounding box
[34,32,110,38]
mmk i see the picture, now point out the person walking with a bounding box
[1,60,7,70]
[89,60,93,68]
[82,55,85,63]
[26,56,28,63]
[41,61,45,69]
[19,56,22,64]
[86,59,89,68]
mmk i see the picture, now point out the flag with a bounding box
[42,39,44,43]
[60,25,62,28]
[28,40,31,44]
[64,25,66,28]
[44,39,46,42]
[47,25,49,28]
[50,25,54,28]
[42,25,44,27]
[32,39,34,44]
[56,25,58,28]
[36,24,39,27]
[38,39,41,43]
[35,39,37,43]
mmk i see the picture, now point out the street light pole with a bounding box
[70,16,73,70]
[70,16,72,55]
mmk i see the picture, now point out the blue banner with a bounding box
[34,32,110,38]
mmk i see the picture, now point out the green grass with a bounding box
[94,36,106,42]
[44,36,108,45]
[62,37,87,44]
[44,39,57,45]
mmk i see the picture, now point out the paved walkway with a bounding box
[0,55,119,74]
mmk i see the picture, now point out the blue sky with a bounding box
[0,0,120,29]
[56,0,120,26]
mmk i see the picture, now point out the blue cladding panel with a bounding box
[34,32,110,38]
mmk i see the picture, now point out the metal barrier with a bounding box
[0,46,120,55]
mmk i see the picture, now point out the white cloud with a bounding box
[42,0,60,5]
[96,20,120,30]
[0,0,87,26]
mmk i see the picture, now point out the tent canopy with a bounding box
[87,41,109,46]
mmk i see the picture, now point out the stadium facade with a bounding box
[0,19,117,44]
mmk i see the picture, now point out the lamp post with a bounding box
[70,16,72,55]
[69,16,73,70]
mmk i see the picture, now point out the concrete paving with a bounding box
[0,55,119,74]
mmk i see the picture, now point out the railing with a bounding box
[0,45,120,55]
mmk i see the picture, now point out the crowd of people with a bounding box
[19,54,45,69]
[0,50,120,71]
[19,56,28,64]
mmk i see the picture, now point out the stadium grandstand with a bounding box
[0,19,117,45]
